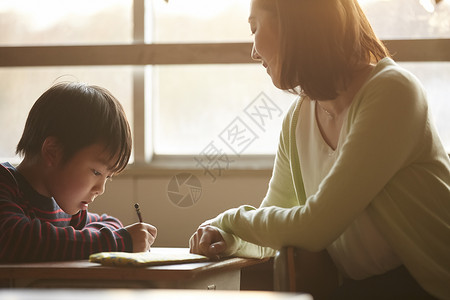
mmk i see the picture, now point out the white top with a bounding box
[296,98,401,279]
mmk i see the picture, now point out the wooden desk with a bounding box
[0,248,269,290]
[0,288,313,300]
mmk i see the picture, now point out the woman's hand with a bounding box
[189,225,226,259]
[125,222,157,252]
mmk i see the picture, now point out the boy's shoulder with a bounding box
[0,163,21,197]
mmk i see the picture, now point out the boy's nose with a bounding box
[93,180,106,196]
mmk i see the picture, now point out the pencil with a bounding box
[134,203,143,223]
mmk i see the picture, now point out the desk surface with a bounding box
[0,248,268,287]
[0,289,312,300]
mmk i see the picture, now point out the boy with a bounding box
[0,82,157,262]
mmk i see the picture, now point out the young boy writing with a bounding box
[0,82,157,262]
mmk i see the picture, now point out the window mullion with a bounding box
[133,0,147,164]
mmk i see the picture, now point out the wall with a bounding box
[88,170,271,247]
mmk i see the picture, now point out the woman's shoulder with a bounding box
[369,57,423,90]
[357,57,427,109]
[283,96,305,122]
[279,96,305,138]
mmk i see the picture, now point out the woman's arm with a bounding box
[211,68,428,252]
[191,100,301,258]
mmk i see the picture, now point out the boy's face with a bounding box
[47,143,116,215]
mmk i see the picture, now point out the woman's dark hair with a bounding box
[259,0,390,100]
[16,82,132,174]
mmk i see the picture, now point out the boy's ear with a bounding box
[41,137,63,167]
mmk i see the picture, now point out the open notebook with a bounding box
[89,251,209,267]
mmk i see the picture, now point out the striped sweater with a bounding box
[0,163,132,262]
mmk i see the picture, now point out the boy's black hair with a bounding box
[16,82,132,173]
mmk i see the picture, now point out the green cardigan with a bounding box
[210,58,450,299]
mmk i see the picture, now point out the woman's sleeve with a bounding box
[211,69,428,252]
[259,100,300,209]
[210,101,300,258]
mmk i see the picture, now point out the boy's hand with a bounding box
[125,222,157,252]
[189,225,226,259]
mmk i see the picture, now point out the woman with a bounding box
[189,0,450,299]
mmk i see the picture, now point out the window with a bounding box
[147,0,297,159]
[0,66,134,161]
[149,0,252,43]
[0,0,449,168]
[0,0,133,45]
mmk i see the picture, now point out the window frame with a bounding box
[1,0,449,176]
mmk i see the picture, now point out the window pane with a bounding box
[0,67,134,163]
[149,0,450,43]
[0,0,132,45]
[360,0,450,39]
[148,0,252,43]
[152,64,296,155]
[152,63,450,155]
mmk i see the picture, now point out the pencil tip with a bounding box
[134,203,139,209]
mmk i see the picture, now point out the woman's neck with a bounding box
[316,64,375,117]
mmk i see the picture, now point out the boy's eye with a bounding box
[91,169,113,180]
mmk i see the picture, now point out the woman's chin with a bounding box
[270,77,283,90]
[265,70,281,89]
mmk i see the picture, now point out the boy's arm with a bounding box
[82,211,125,231]
[0,199,132,263]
